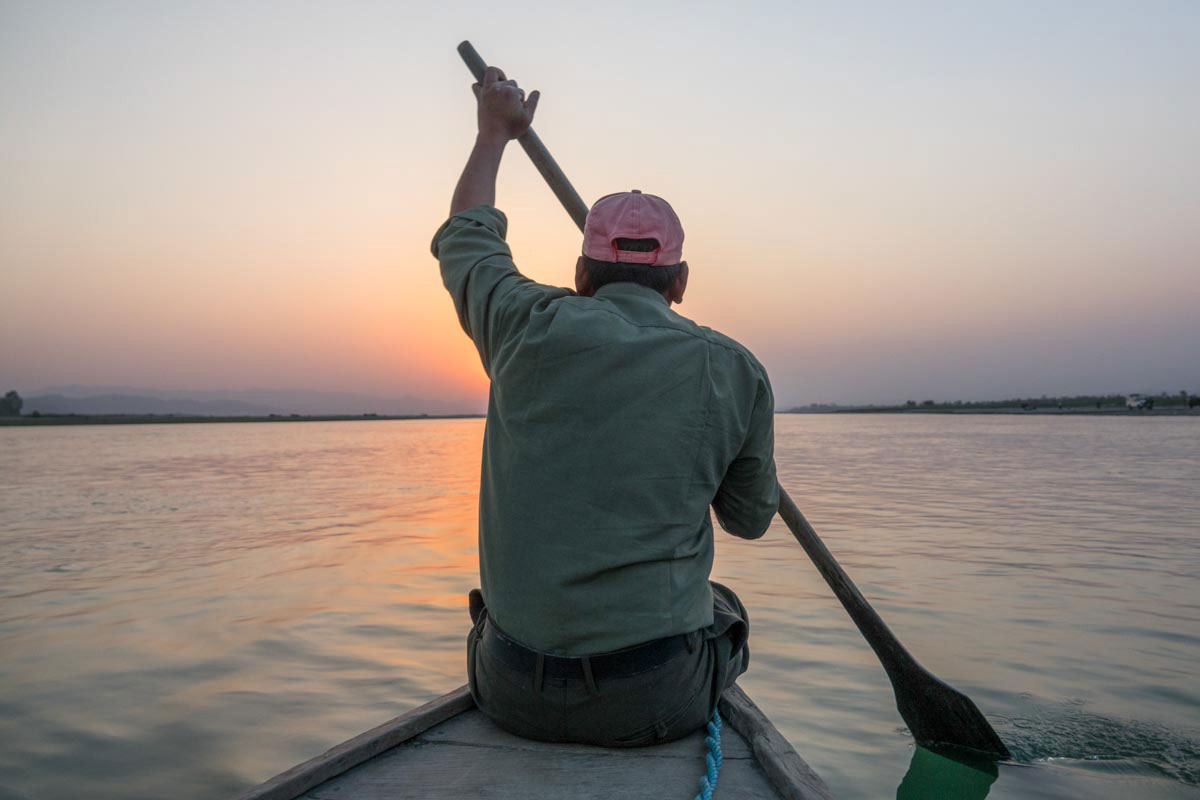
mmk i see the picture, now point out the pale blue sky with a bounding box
[2,1,1197,407]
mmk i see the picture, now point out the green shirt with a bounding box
[432,205,778,656]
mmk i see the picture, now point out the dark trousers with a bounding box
[465,582,750,747]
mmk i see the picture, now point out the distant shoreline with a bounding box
[0,413,485,427]
[3,408,1198,427]
[785,407,1199,417]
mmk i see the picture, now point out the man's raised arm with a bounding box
[432,66,563,377]
[450,66,540,216]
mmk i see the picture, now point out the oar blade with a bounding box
[895,666,1011,760]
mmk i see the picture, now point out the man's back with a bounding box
[434,206,778,656]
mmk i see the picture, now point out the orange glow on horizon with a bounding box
[3,4,1196,403]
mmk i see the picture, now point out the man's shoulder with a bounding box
[534,289,769,385]
[693,322,770,380]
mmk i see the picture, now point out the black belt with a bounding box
[480,617,694,682]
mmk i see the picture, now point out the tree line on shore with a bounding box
[0,391,22,416]
[790,391,1199,413]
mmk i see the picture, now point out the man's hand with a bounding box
[448,67,540,215]
[473,66,540,141]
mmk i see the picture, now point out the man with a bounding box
[431,66,778,746]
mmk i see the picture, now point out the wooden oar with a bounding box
[455,39,1011,761]
[777,489,1010,759]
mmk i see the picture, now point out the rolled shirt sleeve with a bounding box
[712,373,779,539]
[431,205,569,375]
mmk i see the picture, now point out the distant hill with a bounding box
[22,385,477,416]
[24,393,288,416]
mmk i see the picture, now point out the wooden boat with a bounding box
[235,684,833,799]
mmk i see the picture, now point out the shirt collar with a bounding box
[593,282,670,307]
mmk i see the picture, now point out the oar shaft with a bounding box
[776,486,916,674]
[456,41,589,232]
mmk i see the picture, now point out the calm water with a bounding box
[1,415,1198,799]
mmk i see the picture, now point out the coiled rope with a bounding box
[693,708,723,800]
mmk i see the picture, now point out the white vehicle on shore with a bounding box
[1126,394,1154,410]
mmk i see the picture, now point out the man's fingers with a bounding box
[472,82,481,98]
[524,89,540,117]
[483,66,505,87]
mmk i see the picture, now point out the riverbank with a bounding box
[788,407,1200,416]
[0,413,485,427]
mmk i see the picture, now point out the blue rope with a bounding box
[693,708,723,800]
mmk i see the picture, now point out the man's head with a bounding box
[575,190,689,304]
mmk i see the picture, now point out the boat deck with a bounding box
[301,704,775,798]
[239,685,831,800]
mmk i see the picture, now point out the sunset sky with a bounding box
[2,1,1197,411]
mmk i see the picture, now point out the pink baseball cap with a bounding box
[582,190,685,266]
